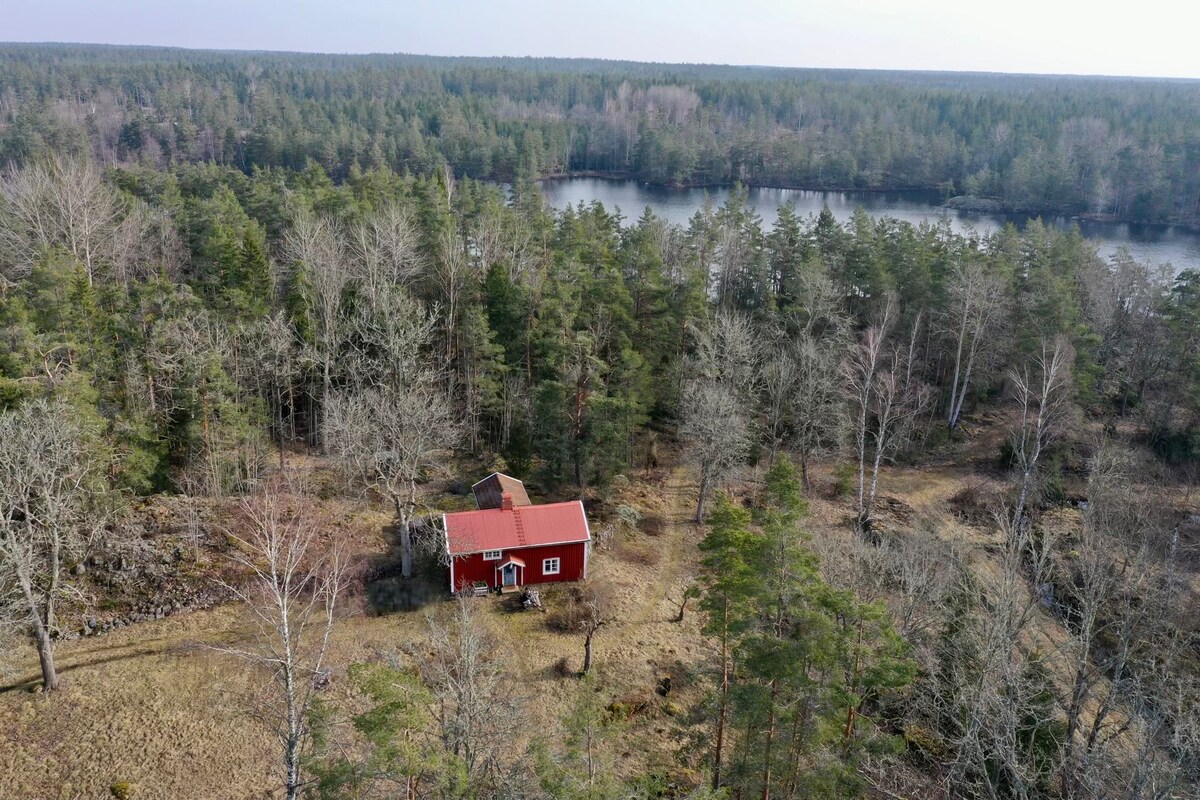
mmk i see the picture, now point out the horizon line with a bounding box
[4,40,1199,83]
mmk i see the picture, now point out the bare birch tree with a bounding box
[471,203,535,284]
[941,260,1009,431]
[681,381,751,523]
[1059,445,1132,797]
[760,343,799,465]
[415,593,524,789]
[0,398,98,692]
[431,224,476,364]
[789,336,847,486]
[345,281,438,393]
[240,312,303,469]
[682,309,757,522]
[689,309,759,398]
[324,380,460,578]
[843,302,929,534]
[284,210,350,440]
[1008,337,1074,535]
[845,305,894,529]
[1057,446,1191,799]
[348,202,424,291]
[0,155,163,289]
[217,478,348,800]
[939,513,1059,800]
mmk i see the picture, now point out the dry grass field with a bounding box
[0,467,712,800]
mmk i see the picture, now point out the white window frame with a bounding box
[482,550,502,561]
[542,557,561,575]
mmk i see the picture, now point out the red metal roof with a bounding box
[445,500,590,555]
[496,555,526,568]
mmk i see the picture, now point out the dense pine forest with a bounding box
[0,43,1199,800]
[3,43,1200,226]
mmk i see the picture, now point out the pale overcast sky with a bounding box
[6,0,1200,79]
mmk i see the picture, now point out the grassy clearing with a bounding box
[0,606,276,800]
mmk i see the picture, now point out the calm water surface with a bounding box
[538,178,1200,271]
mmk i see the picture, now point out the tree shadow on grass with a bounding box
[0,638,177,694]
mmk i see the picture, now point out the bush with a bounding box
[903,724,953,763]
[545,587,587,633]
[997,438,1016,468]
[949,482,1009,525]
[110,782,134,800]
[923,423,951,450]
[832,462,856,497]
[1041,455,1068,506]
[615,503,642,529]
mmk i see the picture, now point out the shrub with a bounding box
[110,782,134,800]
[832,462,856,497]
[949,482,1009,525]
[545,587,587,633]
[923,423,951,450]
[615,503,642,529]
[1041,471,1068,507]
[903,724,953,763]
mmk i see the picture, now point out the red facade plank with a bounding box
[448,542,588,591]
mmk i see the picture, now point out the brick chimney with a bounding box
[501,491,514,511]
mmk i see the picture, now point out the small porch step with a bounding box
[499,584,523,595]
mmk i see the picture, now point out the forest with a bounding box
[0,44,1198,800]
[3,43,1200,226]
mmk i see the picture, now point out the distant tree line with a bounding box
[2,44,1200,226]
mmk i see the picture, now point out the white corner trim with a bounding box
[578,500,592,542]
[444,513,454,592]
[470,472,502,490]
[579,500,592,578]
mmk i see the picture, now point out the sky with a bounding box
[5,0,1200,79]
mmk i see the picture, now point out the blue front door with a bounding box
[502,563,517,586]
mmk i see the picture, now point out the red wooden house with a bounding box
[443,473,590,592]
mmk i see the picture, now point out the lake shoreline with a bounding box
[536,172,1198,234]
[535,176,1200,270]
[538,171,944,197]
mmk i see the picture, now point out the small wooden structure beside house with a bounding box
[471,472,532,510]
[444,473,590,593]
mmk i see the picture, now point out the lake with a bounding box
[537,178,1200,272]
